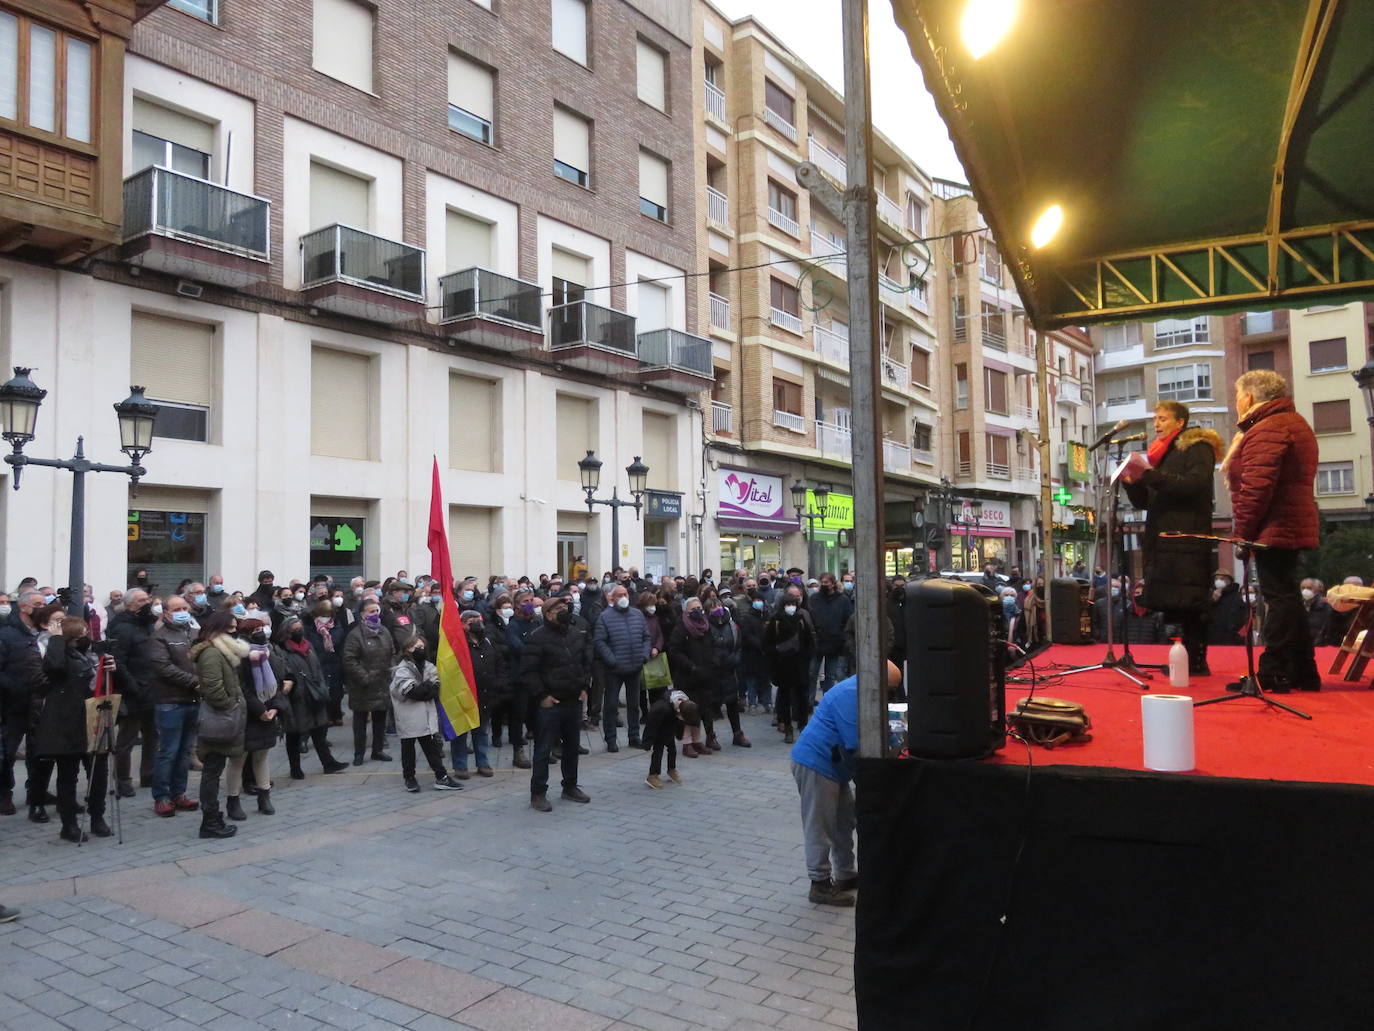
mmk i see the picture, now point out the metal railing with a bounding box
[817,420,852,460]
[439,267,541,328]
[636,329,712,375]
[1014,402,1035,420]
[878,274,906,308]
[881,355,909,390]
[957,460,973,477]
[705,81,726,121]
[883,439,911,470]
[876,192,903,226]
[300,224,425,299]
[913,447,935,466]
[1057,378,1084,405]
[770,306,803,335]
[548,300,636,353]
[807,136,846,184]
[123,165,269,259]
[773,409,806,433]
[711,401,733,434]
[987,461,1011,479]
[763,107,798,143]
[812,228,844,259]
[814,324,849,366]
[934,178,974,200]
[709,292,731,331]
[1014,464,1038,484]
[706,186,729,225]
[767,207,800,237]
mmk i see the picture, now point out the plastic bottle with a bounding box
[1168,636,1190,689]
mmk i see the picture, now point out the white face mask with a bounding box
[1214,579,1227,590]
[616,596,630,610]
[1246,592,1258,603]
[1301,588,1316,602]
[0,605,10,618]
[294,592,305,602]
[784,604,798,616]
[499,607,514,620]
[151,603,163,616]
[646,605,657,615]
[332,596,344,607]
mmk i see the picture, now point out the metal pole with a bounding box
[610,489,621,573]
[840,0,888,760]
[1036,330,1055,629]
[67,437,86,618]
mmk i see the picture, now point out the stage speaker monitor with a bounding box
[904,578,1006,759]
[1050,577,1093,644]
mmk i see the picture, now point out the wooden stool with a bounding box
[1327,585,1374,682]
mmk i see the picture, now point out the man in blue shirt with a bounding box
[790,660,901,906]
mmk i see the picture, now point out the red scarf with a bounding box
[1146,427,1181,467]
[285,636,312,656]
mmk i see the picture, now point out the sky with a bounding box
[709,0,967,183]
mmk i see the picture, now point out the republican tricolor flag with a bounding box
[427,458,481,740]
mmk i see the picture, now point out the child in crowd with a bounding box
[643,689,698,789]
[388,635,463,793]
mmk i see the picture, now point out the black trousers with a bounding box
[490,690,526,748]
[45,753,108,823]
[114,709,157,786]
[352,710,387,755]
[287,726,336,773]
[401,735,446,780]
[649,736,677,776]
[774,671,811,730]
[1254,547,1318,685]
[199,751,227,813]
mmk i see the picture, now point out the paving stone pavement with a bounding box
[0,710,856,1030]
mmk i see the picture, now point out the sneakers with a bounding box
[667,769,682,784]
[0,905,18,923]
[173,796,199,811]
[645,775,664,789]
[477,766,494,778]
[154,799,176,818]
[561,786,590,803]
[531,794,553,813]
[404,777,420,793]
[808,880,855,907]
[434,775,463,790]
[732,730,752,748]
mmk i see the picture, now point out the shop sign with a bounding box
[310,519,364,552]
[955,500,1010,528]
[806,490,854,530]
[1066,441,1091,482]
[646,491,683,518]
[718,469,786,521]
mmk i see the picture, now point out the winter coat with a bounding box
[1208,583,1247,646]
[1226,397,1320,550]
[1124,427,1223,614]
[410,601,441,663]
[389,657,441,739]
[274,641,330,733]
[642,692,682,747]
[303,616,348,698]
[763,609,815,681]
[146,621,201,705]
[668,617,739,705]
[381,603,417,651]
[31,642,96,758]
[1306,597,1334,647]
[240,646,288,753]
[506,614,540,660]
[190,636,247,759]
[594,606,651,673]
[0,613,44,723]
[342,623,398,712]
[808,590,854,657]
[104,609,157,716]
[519,620,590,704]
[735,605,769,678]
[465,628,506,715]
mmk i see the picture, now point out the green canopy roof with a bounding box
[890,0,1374,327]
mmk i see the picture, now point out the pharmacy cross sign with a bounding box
[1053,486,1073,506]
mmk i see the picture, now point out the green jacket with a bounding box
[190,636,246,758]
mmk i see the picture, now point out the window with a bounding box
[955,362,968,409]
[1103,324,1135,352]
[131,98,213,178]
[1312,399,1352,435]
[636,39,666,111]
[984,368,1009,414]
[551,248,588,305]
[1104,372,1143,406]
[637,280,669,332]
[1316,462,1354,496]
[980,238,1001,282]
[447,52,494,145]
[309,160,370,229]
[772,377,802,415]
[312,0,374,94]
[1156,362,1212,402]
[131,312,215,443]
[167,0,216,22]
[450,374,499,472]
[1154,316,1209,348]
[764,78,795,137]
[311,347,372,460]
[906,194,926,235]
[770,277,799,316]
[912,421,932,452]
[445,210,493,272]
[767,179,798,233]
[0,11,94,143]
[555,394,595,479]
[953,294,967,342]
[552,107,590,187]
[639,150,669,222]
[982,303,1005,347]
[957,431,971,473]
[1309,337,1347,373]
[986,433,1011,477]
[552,0,588,65]
[1247,349,1275,371]
[911,347,931,387]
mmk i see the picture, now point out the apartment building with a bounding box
[0,0,710,591]
[693,1,940,577]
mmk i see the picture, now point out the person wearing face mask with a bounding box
[388,635,463,793]
[667,597,732,755]
[379,579,416,651]
[451,611,503,779]
[248,570,277,613]
[144,596,204,818]
[184,582,213,624]
[1207,570,1246,646]
[736,588,772,714]
[764,589,816,743]
[305,600,350,727]
[520,596,592,811]
[808,574,854,701]
[223,618,289,820]
[342,600,398,765]
[0,592,57,818]
[104,589,161,799]
[593,586,652,753]
[1091,578,1127,643]
[487,593,530,769]
[408,585,440,664]
[1300,578,1334,647]
[186,611,249,839]
[274,616,348,783]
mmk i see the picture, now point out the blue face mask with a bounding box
[211,584,224,594]
[461,590,474,601]
[752,600,764,611]
[232,604,246,617]
[193,593,207,606]
[842,581,854,592]
[400,593,411,603]
[171,610,193,625]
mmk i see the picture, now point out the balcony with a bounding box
[987,461,1011,480]
[548,300,638,374]
[883,438,911,470]
[1057,378,1084,406]
[1013,402,1035,421]
[1241,311,1277,336]
[913,447,935,466]
[877,192,903,228]
[300,225,425,323]
[807,136,846,185]
[121,166,270,287]
[633,329,714,394]
[878,274,908,309]
[704,81,726,122]
[439,267,543,353]
[1014,464,1039,485]
[958,460,973,477]
[773,409,807,433]
[1098,397,1151,423]
[1096,342,1145,370]
[770,306,803,335]
[763,108,799,144]
[706,186,729,226]
[711,401,734,436]
[767,206,801,237]
[814,325,849,367]
[709,292,731,332]
[817,420,852,461]
[881,355,910,391]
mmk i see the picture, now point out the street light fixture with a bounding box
[578,450,648,573]
[791,480,832,574]
[0,367,157,615]
[1353,358,1374,426]
[1365,492,1374,526]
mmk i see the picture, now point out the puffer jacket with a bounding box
[146,621,200,705]
[808,590,853,657]
[1226,397,1319,550]
[341,623,397,712]
[104,609,157,715]
[465,627,507,714]
[519,620,590,704]
[0,614,44,723]
[31,641,96,758]
[190,635,247,759]
[389,656,441,739]
[594,605,651,673]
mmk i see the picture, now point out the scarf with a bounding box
[1146,427,1181,467]
[314,616,335,652]
[248,642,278,701]
[682,608,709,638]
[285,636,312,657]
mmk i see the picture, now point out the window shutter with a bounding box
[448,506,495,581]
[449,373,497,472]
[1312,399,1351,434]
[551,247,588,286]
[312,0,374,93]
[551,0,587,64]
[28,23,56,132]
[637,280,669,332]
[638,151,668,208]
[445,210,493,272]
[309,161,371,230]
[636,40,665,110]
[555,394,594,480]
[447,52,493,121]
[552,108,589,174]
[64,37,92,143]
[131,312,214,408]
[1309,337,1347,372]
[0,14,17,122]
[640,412,673,489]
[311,347,371,460]
[133,98,214,154]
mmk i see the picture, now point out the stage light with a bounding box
[1031,204,1064,249]
[961,0,1018,60]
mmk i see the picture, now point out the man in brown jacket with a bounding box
[1225,370,1321,692]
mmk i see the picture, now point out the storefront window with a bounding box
[128,509,206,592]
[720,535,781,576]
[309,516,366,585]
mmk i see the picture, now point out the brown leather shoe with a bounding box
[477,766,494,777]
[681,743,699,758]
[530,794,552,812]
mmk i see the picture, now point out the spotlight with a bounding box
[1031,204,1064,249]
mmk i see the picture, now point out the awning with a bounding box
[716,515,800,535]
[891,0,1374,327]
[949,525,1013,539]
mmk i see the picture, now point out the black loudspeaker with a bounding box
[1050,577,1093,644]
[904,579,1005,759]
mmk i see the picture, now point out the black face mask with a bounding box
[555,608,573,626]
[468,625,486,640]
[410,648,426,663]
[289,628,304,641]
[138,606,158,624]
[251,630,269,644]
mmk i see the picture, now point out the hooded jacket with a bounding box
[1226,397,1320,550]
[190,635,248,758]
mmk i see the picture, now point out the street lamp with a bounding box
[955,497,983,570]
[1365,492,1374,527]
[0,367,157,615]
[1353,358,1374,426]
[792,480,831,574]
[910,486,929,573]
[578,450,648,573]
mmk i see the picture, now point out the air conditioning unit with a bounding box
[175,280,203,298]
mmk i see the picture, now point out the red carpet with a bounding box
[992,644,1374,786]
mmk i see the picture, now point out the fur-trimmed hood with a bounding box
[189,634,250,666]
[1177,426,1224,461]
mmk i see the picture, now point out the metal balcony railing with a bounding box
[814,325,849,366]
[704,81,726,121]
[1014,402,1035,420]
[881,355,909,390]
[768,207,800,237]
[548,300,636,354]
[878,274,907,309]
[877,192,903,226]
[1057,378,1084,405]
[913,447,935,466]
[817,420,852,460]
[770,307,803,335]
[763,107,798,143]
[300,224,424,300]
[439,267,541,328]
[636,329,712,376]
[811,228,844,259]
[773,409,806,433]
[709,292,731,331]
[883,439,911,469]
[807,136,846,184]
[987,461,1011,479]
[706,186,729,225]
[711,401,733,434]
[958,460,973,477]
[123,165,269,259]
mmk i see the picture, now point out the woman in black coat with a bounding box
[666,598,739,754]
[33,618,109,842]
[303,601,349,726]
[1123,402,1223,675]
[763,586,815,742]
[274,615,348,779]
[230,619,289,818]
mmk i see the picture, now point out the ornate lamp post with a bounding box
[791,480,830,574]
[0,367,157,615]
[578,450,648,573]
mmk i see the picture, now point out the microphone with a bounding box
[1110,432,1147,445]
[1088,419,1130,451]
